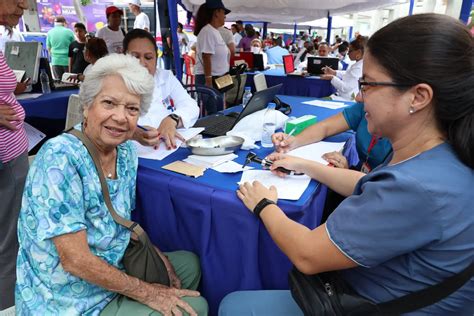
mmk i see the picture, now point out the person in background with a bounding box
[265,37,289,64]
[129,0,150,32]
[68,37,109,82]
[0,25,24,54]
[193,0,231,114]
[231,24,242,47]
[16,54,208,316]
[124,29,199,150]
[235,20,245,38]
[177,22,189,73]
[238,24,256,52]
[68,22,89,75]
[250,38,267,67]
[47,16,75,79]
[294,42,315,68]
[320,36,367,101]
[0,0,29,312]
[219,26,235,56]
[96,6,125,54]
[220,13,474,315]
[161,28,174,71]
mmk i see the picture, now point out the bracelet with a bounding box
[205,75,212,78]
[253,198,276,219]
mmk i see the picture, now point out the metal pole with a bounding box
[326,12,332,43]
[262,22,268,39]
[408,0,415,15]
[293,23,297,44]
[459,0,473,24]
[167,0,182,80]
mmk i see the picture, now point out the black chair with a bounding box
[183,84,224,117]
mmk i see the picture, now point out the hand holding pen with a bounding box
[272,127,297,153]
[134,125,161,149]
[322,65,336,76]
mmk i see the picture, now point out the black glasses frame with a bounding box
[358,79,412,93]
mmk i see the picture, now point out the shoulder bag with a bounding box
[289,262,474,316]
[70,129,170,286]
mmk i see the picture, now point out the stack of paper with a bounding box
[288,141,345,164]
[184,153,238,169]
[302,99,348,109]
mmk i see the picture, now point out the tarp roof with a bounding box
[181,0,405,24]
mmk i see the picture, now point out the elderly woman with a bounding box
[16,54,208,315]
[124,29,199,150]
[220,13,473,315]
[250,38,268,68]
[193,0,231,114]
[0,0,29,311]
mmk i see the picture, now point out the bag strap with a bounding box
[378,261,474,314]
[69,129,146,239]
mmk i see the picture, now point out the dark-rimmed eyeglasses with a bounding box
[358,78,412,94]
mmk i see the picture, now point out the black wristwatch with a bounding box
[168,113,180,127]
[253,198,276,219]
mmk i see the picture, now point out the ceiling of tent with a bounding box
[180,0,406,24]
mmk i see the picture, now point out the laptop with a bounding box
[194,84,283,137]
[252,53,269,71]
[234,52,254,69]
[283,55,306,76]
[307,56,339,75]
[32,57,78,92]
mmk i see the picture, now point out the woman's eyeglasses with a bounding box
[358,78,412,95]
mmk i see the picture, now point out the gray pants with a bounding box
[52,65,68,80]
[0,152,28,310]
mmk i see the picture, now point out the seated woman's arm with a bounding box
[53,230,199,315]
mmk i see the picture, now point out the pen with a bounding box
[284,127,297,141]
[137,125,149,131]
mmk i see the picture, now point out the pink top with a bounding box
[0,52,28,163]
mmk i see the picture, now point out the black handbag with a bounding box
[289,262,474,316]
[70,129,170,286]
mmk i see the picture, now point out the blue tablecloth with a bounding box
[19,89,78,120]
[134,95,358,315]
[246,68,335,98]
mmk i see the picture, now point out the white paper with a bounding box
[212,160,253,173]
[135,127,204,160]
[288,141,345,165]
[23,122,46,152]
[184,153,237,168]
[15,93,42,100]
[239,170,311,200]
[302,99,349,109]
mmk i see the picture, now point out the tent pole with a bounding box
[408,0,415,15]
[326,12,332,43]
[348,26,353,40]
[262,22,268,39]
[167,0,182,80]
[459,0,473,24]
[293,23,297,44]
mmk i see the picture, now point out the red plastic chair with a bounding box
[183,54,196,86]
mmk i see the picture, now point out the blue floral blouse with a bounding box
[16,133,137,315]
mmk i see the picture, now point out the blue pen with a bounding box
[137,125,149,131]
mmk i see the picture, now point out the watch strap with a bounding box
[253,198,276,219]
[168,114,180,127]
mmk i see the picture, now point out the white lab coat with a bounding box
[330,59,363,101]
[138,69,199,128]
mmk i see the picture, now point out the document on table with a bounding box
[24,122,46,152]
[15,93,42,100]
[239,170,311,200]
[212,160,253,173]
[302,99,349,109]
[135,127,204,160]
[288,141,345,165]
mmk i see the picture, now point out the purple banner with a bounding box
[37,0,113,33]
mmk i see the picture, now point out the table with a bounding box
[19,89,78,153]
[134,96,358,315]
[245,68,335,98]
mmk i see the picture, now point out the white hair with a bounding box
[79,53,154,114]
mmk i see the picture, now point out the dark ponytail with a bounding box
[367,13,474,168]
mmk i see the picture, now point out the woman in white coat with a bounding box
[124,29,199,149]
[320,36,367,101]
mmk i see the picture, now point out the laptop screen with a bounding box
[234,52,254,69]
[283,55,295,74]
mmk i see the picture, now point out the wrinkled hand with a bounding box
[143,283,199,316]
[237,181,278,213]
[266,152,308,177]
[133,125,160,148]
[272,132,298,153]
[0,104,20,130]
[157,117,184,150]
[322,151,348,169]
[153,246,181,289]
[320,74,334,81]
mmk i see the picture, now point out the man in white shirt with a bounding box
[129,0,150,32]
[231,24,242,47]
[96,6,125,54]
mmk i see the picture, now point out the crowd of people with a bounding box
[0,0,473,315]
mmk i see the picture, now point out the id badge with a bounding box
[361,162,371,174]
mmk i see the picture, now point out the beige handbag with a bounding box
[213,74,234,92]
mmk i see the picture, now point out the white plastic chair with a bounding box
[65,94,83,130]
[253,73,268,92]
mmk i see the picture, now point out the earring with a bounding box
[409,107,416,114]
